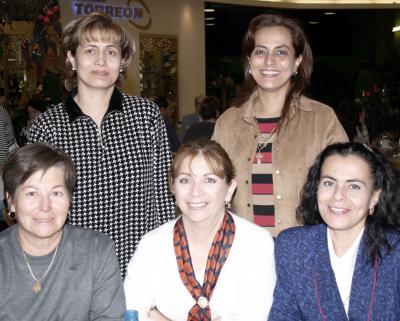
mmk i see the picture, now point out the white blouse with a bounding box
[124,214,276,321]
[327,228,364,315]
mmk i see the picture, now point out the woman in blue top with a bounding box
[269,142,400,321]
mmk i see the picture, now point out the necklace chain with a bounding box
[254,117,277,164]
[22,245,59,294]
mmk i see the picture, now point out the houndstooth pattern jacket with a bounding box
[29,88,175,276]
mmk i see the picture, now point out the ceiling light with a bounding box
[205,17,215,21]
[204,9,215,12]
[393,26,400,32]
[309,21,319,25]
[324,12,336,15]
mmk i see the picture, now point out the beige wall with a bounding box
[60,0,205,120]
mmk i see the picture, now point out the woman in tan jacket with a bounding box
[212,13,348,237]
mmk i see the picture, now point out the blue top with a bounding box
[125,309,139,321]
[269,224,400,321]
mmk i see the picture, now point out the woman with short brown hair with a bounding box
[0,143,125,320]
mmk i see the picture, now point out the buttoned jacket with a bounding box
[212,92,348,236]
[269,224,400,321]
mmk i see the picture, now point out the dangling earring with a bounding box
[7,210,16,221]
[292,70,298,76]
[119,69,123,73]
[224,201,231,209]
[249,69,252,75]
[369,207,374,215]
[72,66,76,71]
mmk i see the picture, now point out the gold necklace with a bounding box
[254,117,277,164]
[22,245,59,294]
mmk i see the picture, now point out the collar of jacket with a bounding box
[242,90,313,126]
[65,87,123,123]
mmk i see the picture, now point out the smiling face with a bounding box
[248,26,302,95]
[317,155,381,239]
[8,166,70,248]
[172,155,236,227]
[67,31,123,91]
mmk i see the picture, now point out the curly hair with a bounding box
[296,142,400,263]
[62,12,135,91]
[236,13,313,132]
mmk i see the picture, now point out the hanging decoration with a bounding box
[31,0,61,64]
[0,0,61,64]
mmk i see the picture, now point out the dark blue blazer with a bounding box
[269,224,400,321]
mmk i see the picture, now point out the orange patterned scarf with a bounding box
[173,213,236,321]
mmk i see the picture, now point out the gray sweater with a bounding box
[0,224,125,320]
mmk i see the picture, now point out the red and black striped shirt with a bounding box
[252,117,280,227]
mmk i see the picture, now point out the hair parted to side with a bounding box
[62,12,135,91]
[3,143,77,201]
[237,13,313,131]
[296,142,400,263]
[169,139,235,189]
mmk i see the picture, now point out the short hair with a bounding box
[169,139,235,189]
[296,142,400,263]
[195,95,206,105]
[26,96,48,113]
[237,13,313,131]
[62,12,135,91]
[200,96,220,120]
[154,96,169,110]
[3,143,77,201]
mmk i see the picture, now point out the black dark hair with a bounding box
[154,96,169,110]
[26,97,48,113]
[200,96,220,120]
[297,142,400,263]
[236,13,313,133]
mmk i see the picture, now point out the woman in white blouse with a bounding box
[124,139,276,321]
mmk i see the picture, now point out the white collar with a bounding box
[327,227,364,315]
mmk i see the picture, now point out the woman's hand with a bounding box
[148,307,171,321]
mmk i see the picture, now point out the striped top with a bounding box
[0,105,17,166]
[252,117,280,227]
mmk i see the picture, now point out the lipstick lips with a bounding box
[187,202,207,209]
[92,70,109,76]
[33,217,55,223]
[259,69,280,76]
[328,205,349,215]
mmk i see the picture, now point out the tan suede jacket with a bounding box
[212,92,348,236]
